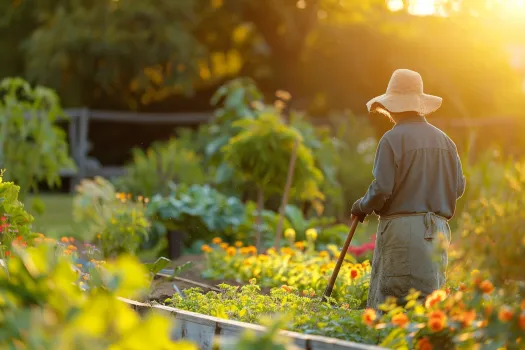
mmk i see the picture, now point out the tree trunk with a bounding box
[274,138,299,249]
[256,186,264,253]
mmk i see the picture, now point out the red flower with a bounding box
[4,251,10,257]
[1,216,6,222]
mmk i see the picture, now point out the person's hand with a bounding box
[351,199,367,223]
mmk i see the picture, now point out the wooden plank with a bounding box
[63,108,213,125]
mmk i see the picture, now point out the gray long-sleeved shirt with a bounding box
[357,116,466,220]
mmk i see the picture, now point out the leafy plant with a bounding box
[0,171,34,258]
[0,243,198,350]
[166,280,378,345]
[115,137,207,198]
[222,112,324,249]
[0,77,75,203]
[200,238,369,306]
[73,177,150,258]
[457,159,525,286]
[147,184,245,246]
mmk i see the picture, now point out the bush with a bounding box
[0,172,34,258]
[0,244,197,349]
[73,177,150,258]
[147,184,246,246]
[115,138,207,198]
[457,159,525,286]
[0,77,75,202]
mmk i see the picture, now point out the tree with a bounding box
[222,111,323,251]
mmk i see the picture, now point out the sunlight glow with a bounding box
[387,0,525,17]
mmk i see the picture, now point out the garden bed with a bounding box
[120,297,385,350]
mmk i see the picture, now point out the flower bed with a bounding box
[165,274,525,349]
[201,237,370,307]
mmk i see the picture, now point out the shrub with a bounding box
[0,77,75,203]
[0,244,197,349]
[115,138,207,198]
[147,184,245,246]
[457,159,525,286]
[0,172,34,258]
[73,177,150,258]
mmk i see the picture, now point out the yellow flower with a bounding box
[219,243,229,250]
[246,246,257,255]
[305,228,318,241]
[425,290,447,308]
[319,250,329,258]
[284,228,296,241]
[212,237,222,244]
[234,241,243,248]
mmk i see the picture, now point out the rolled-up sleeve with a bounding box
[456,154,466,199]
[358,137,396,215]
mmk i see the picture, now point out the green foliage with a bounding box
[115,138,207,198]
[223,112,324,203]
[328,113,377,219]
[0,244,197,349]
[0,77,75,200]
[73,177,150,258]
[207,78,264,191]
[0,172,34,256]
[201,240,369,306]
[458,159,525,286]
[166,281,378,344]
[147,184,245,245]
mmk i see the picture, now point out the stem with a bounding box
[274,138,299,249]
[256,186,264,253]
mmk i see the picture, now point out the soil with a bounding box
[148,254,243,302]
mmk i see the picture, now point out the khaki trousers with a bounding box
[366,213,451,310]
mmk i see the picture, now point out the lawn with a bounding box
[25,194,76,238]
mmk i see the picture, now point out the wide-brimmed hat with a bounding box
[366,69,442,115]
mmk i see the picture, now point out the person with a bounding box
[351,69,466,310]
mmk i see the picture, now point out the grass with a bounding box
[25,194,76,238]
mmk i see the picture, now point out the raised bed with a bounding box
[120,297,386,350]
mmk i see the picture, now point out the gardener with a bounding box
[351,69,466,310]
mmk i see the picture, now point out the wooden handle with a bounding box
[322,216,360,301]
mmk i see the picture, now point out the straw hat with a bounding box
[366,69,442,115]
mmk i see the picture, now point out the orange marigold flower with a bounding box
[519,313,525,330]
[240,247,249,255]
[212,237,222,244]
[391,313,409,328]
[201,244,213,253]
[247,246,257,255]
[243,260,251,266]
[521,299,525,311]
[302,290,308,296]
[67,245,77,251]
[350,268,359,279]
[294,241,305,250]
[416,337,433,350]
[219,243,229,250]
[458,309,477,328]
[459,283,467,291]
[362,308,377,326]
[37,233,45,238]
[319,251,329,258]
[226,247,236,256]
[428,310,447,332]
[281,285,292,293]
[60,237,69,243]
[479,280,494,294]
[82,275,89,281]
[425,290,447,308]
[498,306,513,323]
[69,237,75,242]
[234,241,243,248]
